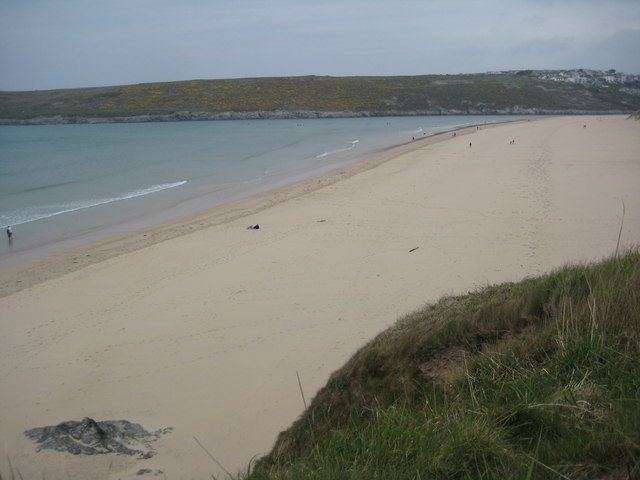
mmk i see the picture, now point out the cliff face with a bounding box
[2,72,639,125]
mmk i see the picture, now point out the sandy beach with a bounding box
[1,115,639,480]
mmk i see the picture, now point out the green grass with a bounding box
[246,250,640,479]
[3,252,638,479]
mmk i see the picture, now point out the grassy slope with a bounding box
[1,73,640,120]
[247,250,640,479]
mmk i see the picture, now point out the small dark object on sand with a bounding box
[247,224,260,229]
[409,247,419,253]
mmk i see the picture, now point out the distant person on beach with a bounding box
[247,224,260,230]
[6,226,13,240]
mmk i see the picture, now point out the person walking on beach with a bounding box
[6,225,13,240]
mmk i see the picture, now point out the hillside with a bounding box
[247,251,640,479]
[1,71,640,125]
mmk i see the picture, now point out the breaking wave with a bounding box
[1,180,187,226]
[316,140,359,158]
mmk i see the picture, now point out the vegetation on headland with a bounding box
[245,250,640,479]
[1,70,640,124]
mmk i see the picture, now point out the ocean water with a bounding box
[0,115,528,265]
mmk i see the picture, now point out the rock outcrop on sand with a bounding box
[24,418,172,458]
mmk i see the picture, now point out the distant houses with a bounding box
[567,76,589,84]
[493,69,639,86]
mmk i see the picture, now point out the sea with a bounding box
[0,115,530,266]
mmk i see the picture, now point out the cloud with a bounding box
[1,0,639,90]
[582,29,640,73]
[521,15,546,28]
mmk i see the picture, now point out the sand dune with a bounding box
[1,115,639,479]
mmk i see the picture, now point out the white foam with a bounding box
[315,140,359,159]
[1,180,187,226]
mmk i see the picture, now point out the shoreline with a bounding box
[0,121,509,297]
[1,115,524,271]
[0,111,633,127]
[1,115,638,480]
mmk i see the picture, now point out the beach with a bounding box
[1,115,639,479]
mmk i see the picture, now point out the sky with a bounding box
[1,0,639,91]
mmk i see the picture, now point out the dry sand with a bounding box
[1,115,639,479]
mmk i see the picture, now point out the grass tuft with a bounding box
[246,250,640,479]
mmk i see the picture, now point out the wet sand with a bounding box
[1,115,638,479]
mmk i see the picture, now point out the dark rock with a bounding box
[135,468,165,476]
[24,417,172,458]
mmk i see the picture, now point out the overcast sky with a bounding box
[1,0,639,91]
